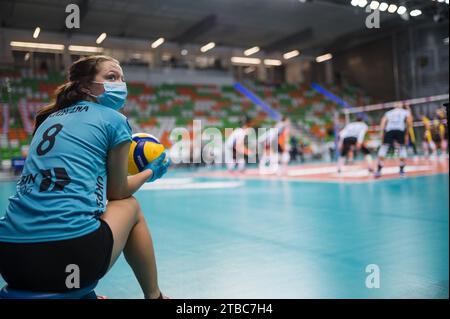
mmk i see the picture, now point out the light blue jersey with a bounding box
[0,100,132,243]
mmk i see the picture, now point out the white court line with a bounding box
[288,166,341,176]
[333,165,432,178]
[141,180,243,191]
[288,165,432,178]
[150,178,194,185]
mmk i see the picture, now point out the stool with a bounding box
[0,281,98,299]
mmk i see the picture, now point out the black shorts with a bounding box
[432,134,442,144]
[383,130,406,146]
[341,137,357,156]
[0,219,113,292]
[340,137,370,157]
[232,146,248,161]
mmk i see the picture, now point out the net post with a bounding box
[333,110,340,162]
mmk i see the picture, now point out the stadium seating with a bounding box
[0,68,375,161]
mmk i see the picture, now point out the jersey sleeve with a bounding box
[106,112,132,149]
[357,124,368,144]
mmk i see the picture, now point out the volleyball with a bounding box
[128,133,166,175]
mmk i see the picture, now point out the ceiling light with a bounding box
[33,27,40,39]
[379,2,388,11]
[264,59,282,66]
[283,50,300,60]
[10,41,64,51]
[96,33,107,45]
[410,9,422,17]
[68,45,104,53]
[151,37,165,49]
[397,6,407,15]
[316,53,333,63]
[244,46,260,56]
[200,42,215,53]
[369,1,380,10]
[231,57,261,65]
[358,0,368,8]
[388,4,398,13]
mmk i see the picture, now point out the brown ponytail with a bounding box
[33,55,119,135]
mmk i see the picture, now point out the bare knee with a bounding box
[124,195,139,208]
[129,197,147,224]
[106,195,146,227]
[112,195,141,223]
[134,201,146,223]
[128,196,143,222]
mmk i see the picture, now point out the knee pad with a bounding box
[224,148,234,164]
[281,152,290,164]
[430,141,437,152]
[378,144,389,158]
[237,157,246,165]
[399,146,407,158]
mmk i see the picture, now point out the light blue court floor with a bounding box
[0,172,448,298]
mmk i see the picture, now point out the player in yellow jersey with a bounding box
[434,107,448,159]
[403,105,418,160]
[421,115,437,160]
[422,107,448,161]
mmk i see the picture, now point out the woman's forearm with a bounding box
[126,169,153,196]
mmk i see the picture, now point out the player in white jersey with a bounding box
[375,105,413,178]
[337,115,373,173]
[276,117,291,175]
[225,117,252,173]
[258,124,279,174]
[258,116,291,175]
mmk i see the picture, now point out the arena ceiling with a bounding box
[0,0,447,53]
